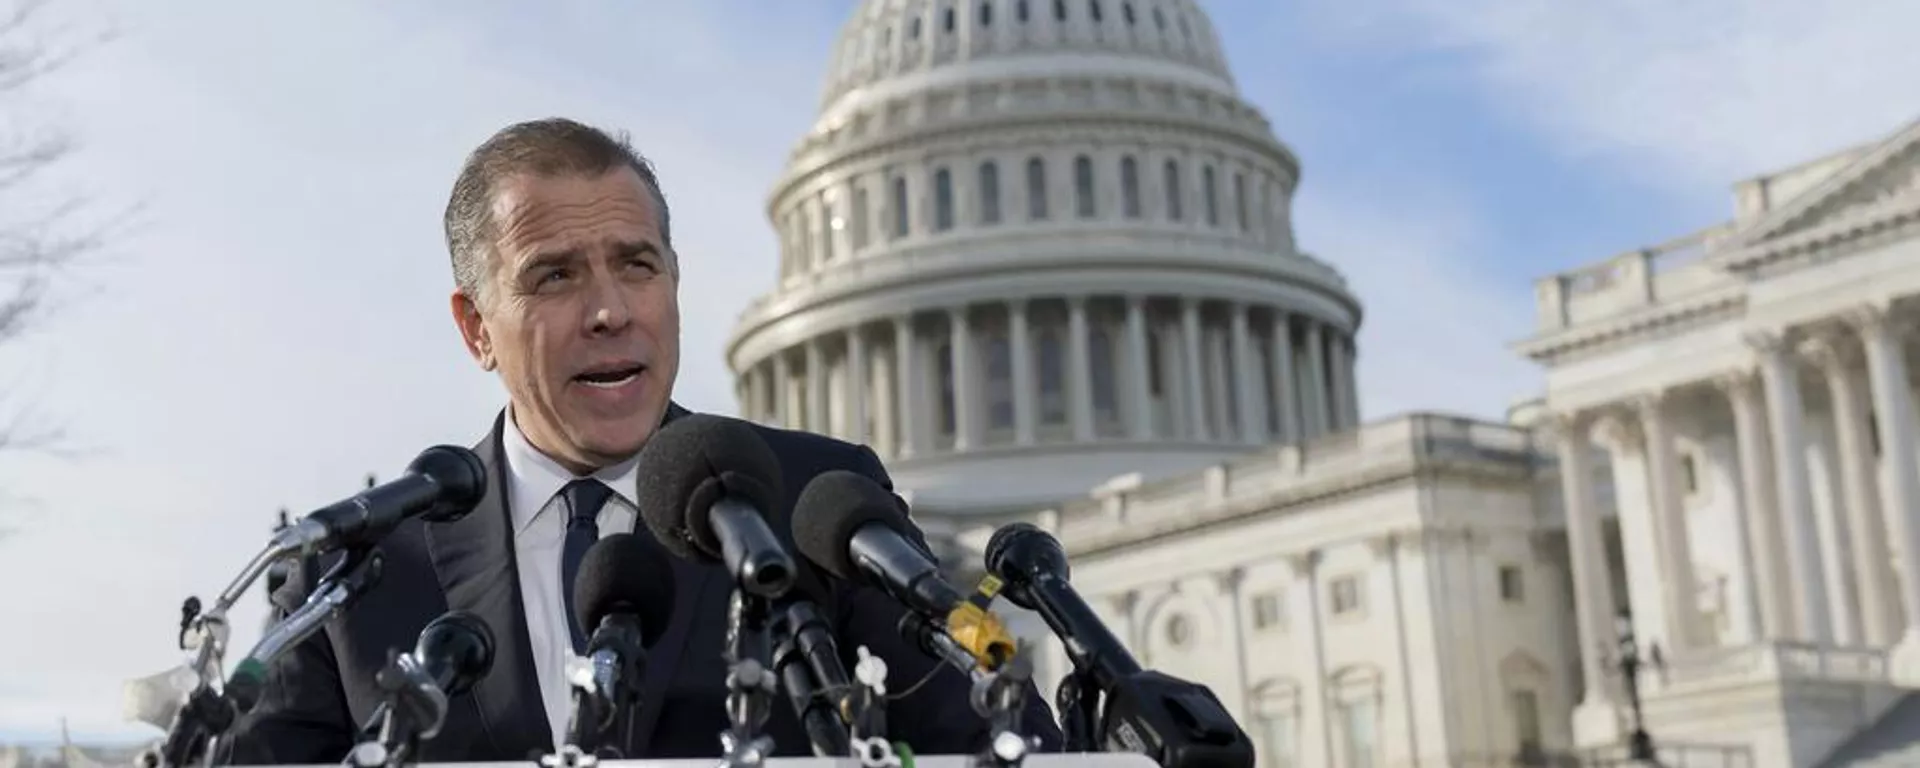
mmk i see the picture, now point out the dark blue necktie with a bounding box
[560,478,614,655]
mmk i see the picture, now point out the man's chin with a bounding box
[574,414,664,459]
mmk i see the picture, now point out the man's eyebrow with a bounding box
[520,248,582,272]
[612,240,661,258]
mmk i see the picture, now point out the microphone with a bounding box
[633,414,795,763]
[986,523,1255,768]
[768,601,853,756]
[791,470,1016,670]
[564,533,676,758]
[349,611,496,767]
[269,445,487,556]
[634,414,794,598]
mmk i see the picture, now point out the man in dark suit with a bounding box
[220,118,1061,764]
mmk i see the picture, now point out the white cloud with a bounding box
[1303,0,1920,191]
[1294,183,1542,424]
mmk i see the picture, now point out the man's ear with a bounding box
[451,290,496,371]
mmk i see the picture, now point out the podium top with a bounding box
[269,754,1159,768]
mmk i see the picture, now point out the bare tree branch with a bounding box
[0,0,126,489]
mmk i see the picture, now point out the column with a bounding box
[1124,296,1153,440]
[1009,300,1037,446]
[1068,297,1095,442]
[1594,412,1674,649]
[950,307,980,451]
[1550,412,1620,708]
[1230,304,1265,444]
[1271,314,1300,443]
[1806,334,1895,645]
[1303,322,1328,439]
[772,352,792,428]
[1285,550,1334,768]
[1328,333,1354,431]
[873,341,898,458]
[893,316,920,458]
[1750,330,1832,643]
[846,325,870,444]
[1181,299,1209,441]
[1850,305,1920,652]
[1718,371,1791,641]
[1634,392,1701,651]
[806,339,828,434]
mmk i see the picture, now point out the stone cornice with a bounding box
[1061,453,1536,560]
[1508,286,1746,366]
[1716,194,1920,274]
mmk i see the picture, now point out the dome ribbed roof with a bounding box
[818,0,1235,123]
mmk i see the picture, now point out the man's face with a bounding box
[451,167,680,473]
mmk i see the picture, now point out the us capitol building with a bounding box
[722,1,1920,766]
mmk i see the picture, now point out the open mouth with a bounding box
[573,363,645,389]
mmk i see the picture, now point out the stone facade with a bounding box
[729,2,1920,767]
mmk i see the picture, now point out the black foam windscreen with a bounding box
[572,533,677,646]
[790,469,905,582]
[408,445,489,523]
[633,414,785,562]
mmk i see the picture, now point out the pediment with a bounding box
[1734,118,1920,247]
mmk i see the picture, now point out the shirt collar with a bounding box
[501,405,642,538]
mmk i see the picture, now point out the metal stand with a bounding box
[847,647,900,768]
[717,590,778,768]
[343,649,441,768]
[1054,669,1100,753]
[971,643,1038,768]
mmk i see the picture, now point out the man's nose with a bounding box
[585,273,633,335]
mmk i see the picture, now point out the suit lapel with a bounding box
[426,412,550,758]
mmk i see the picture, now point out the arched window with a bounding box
[978,161,1001,225]
[933,167,954,232]
[1017,0,1030,22]
[1089,0,1103,23]
[850,185,870,250]
[1122,2,1135,25]
[910,16,922,39]
[979,0,992,26]
[1073,155,1095,218]
[1038,330,1066,425]
[1120,156,1141,219]
[1331,667,1384,768]
[937,342,957,436]
[1054,0,1067,21]
[819,195,837,263]
[1163,160,1183,221]
[891,176,911,238]
[1152,7,1165,30]
[1090,326,1118,424]
[987,334,1014,430]
[1202,164,1219,226]
[943,6,956,32]
[1251,681,1301,768]
[1026,157,1049,220]
[1233,171,1248,231]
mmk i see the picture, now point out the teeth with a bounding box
[581,373,638,389]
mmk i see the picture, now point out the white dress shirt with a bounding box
[499,408,642,751]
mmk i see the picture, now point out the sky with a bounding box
[1,0,1917,745]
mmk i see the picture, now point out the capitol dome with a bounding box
[725,0,1363,523]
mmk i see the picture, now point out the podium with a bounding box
[260,755,1161,768]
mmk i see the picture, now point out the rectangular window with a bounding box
[1250,591,1284,630]
[1499,565,1524,604]
[1329,576,1362,616]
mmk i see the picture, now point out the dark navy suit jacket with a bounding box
[220,403,1062,764]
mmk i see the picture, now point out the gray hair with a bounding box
[443,118,674,301]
